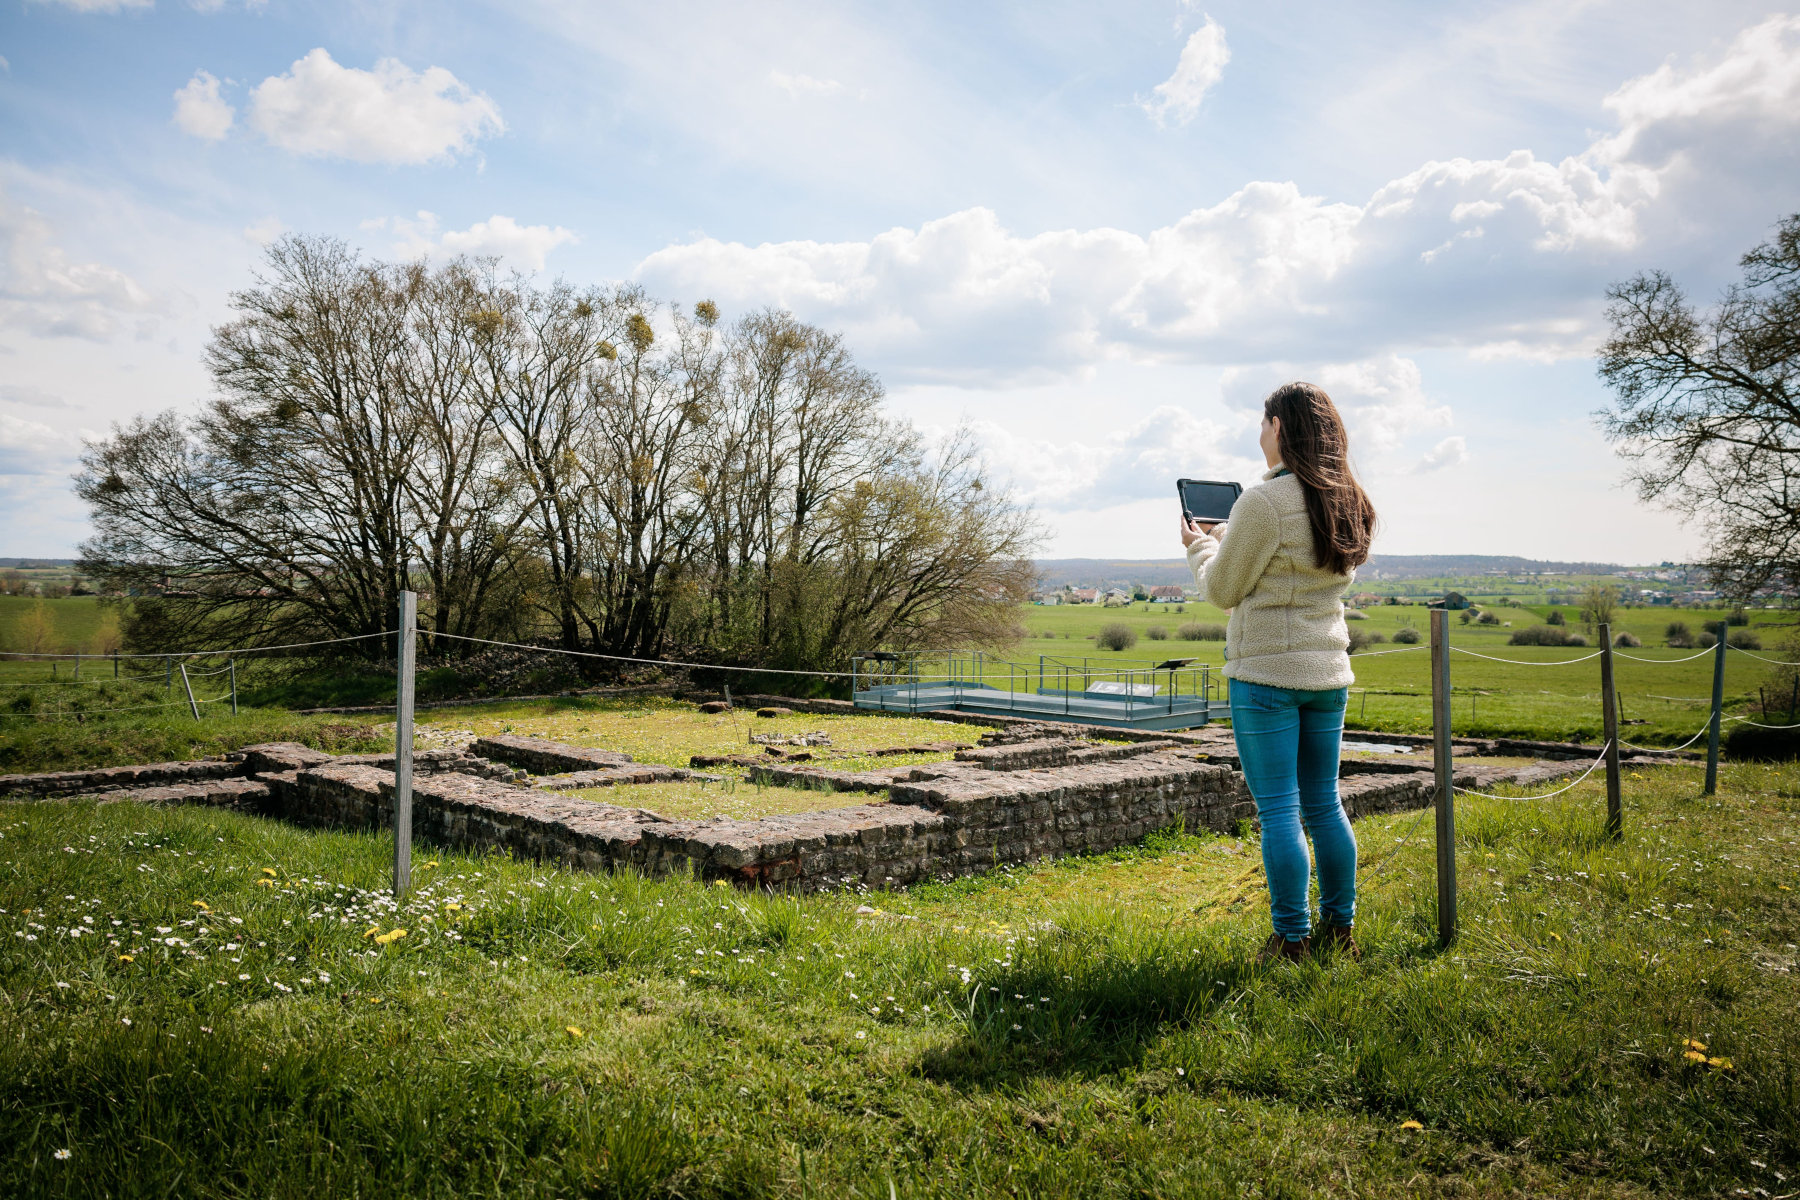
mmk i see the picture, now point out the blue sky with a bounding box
[2,1,1797,563]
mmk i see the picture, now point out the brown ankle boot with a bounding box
[1255,932,1311,964]
[1316,923,1362,960]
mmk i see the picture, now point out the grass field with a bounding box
[0,670,389,775]
[3,760,1795,1197]
[1010,599,1796,745]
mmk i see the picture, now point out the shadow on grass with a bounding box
[914,910,1456,1094]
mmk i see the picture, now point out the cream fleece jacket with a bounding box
[1184,466,1355,691]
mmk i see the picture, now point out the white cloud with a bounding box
[373,211,577,271]
[0,383,69,410]
[971,404,1258,512]
[172,70,235,140]
[247,49,504,165]
[0,411,73,476]
[638,15,1800,380]
[1222,355,1450,457]
[242,216,283,246]
[0,188,159,340]
[769,69,842,98]
[0,56,11,73]
[25,0,151,11]
[1141,18,1229,127]
[1417,435,1468,472]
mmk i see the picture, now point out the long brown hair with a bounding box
[1264,382,1376,575]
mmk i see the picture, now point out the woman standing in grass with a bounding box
[1180,382,1376,963]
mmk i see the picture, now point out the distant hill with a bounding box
[0,558,76,569]
[1033,554,1639,589]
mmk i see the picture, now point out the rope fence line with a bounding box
[1450,742,1613,800]
[22,694,232,718]
[1450,646,1604,666]
[0,631,389,661]
[1621,715,1716,753]
[1727,645,1800,666]
[1618,646,1717,663]
[416,629,857,679]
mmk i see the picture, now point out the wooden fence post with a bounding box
[228,658,238,716]
[1430,608,1457,948]
[1704,624,1727,796]
[1599,623,1622,839]
[393,591,417,898]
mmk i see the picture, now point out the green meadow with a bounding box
[3,757,1795,1197]
[1010,599,1794,745]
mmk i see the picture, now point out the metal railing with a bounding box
[849,650,1222,724]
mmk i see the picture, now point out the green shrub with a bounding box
[1665,620,1693,647]
[1564,634,1588,646]
[1546,610,1566,626]
[1391,627,1420,644]
[1176,622,1226,641]
[1510,625,1576,646]
[1614,631,1642,647]
[1477,611,1501,625]
[1145,625,1168,641]
[1725,721,1800,760]
[1728,605,1749,626]
[1729,629,1763,650]
[1096,623,1137,651]
[1344,609,1367,621]
[1346,628,1371,653]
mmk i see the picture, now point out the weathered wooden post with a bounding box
[228,658,238,716]
[1704,623,1727,796]
[178,661,201,720]
[1599,623,1622,839]
[1430,608,1457,948]
[394,590,417,898]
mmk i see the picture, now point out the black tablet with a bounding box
[1177,478,1243,524]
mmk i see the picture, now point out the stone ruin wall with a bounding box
[0,709,1691,892]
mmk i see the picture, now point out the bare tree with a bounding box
[78,238,525,653]
[1597,213,1800,596]
[78,236,1041,671]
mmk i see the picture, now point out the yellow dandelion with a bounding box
[255,879,274,888]
[1707,1056,1734,1070]
[191,900,210,911]
[689,969,700,975]
[118,954,133,963]
[374,929,408,946]
[713,879,731,888]
[368,997,383,1004]
[1683,1038,1708,1052]
[1548,932,1561,941]
[1399,1120,1424,1131]
[444,902,461,912]
[566,1025,584,1038]
[363,925,381,939]
[260,868,277,878]
[1684,1049,1708,1063]
[1780,884,1792,892]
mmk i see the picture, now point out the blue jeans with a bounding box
[1229,679,1357,940]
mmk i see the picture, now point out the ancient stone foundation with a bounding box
[0,717,1686,892]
